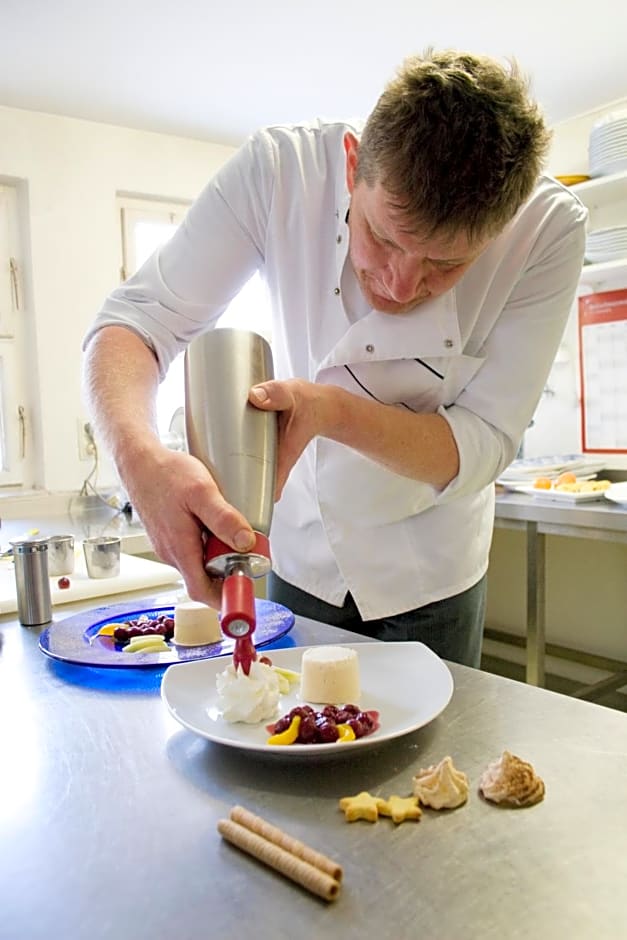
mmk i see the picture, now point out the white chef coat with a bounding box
[86,120,587,619]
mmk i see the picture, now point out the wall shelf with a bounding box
[579,257,627,286]
[568,170,627,288]
[571,170,627,208]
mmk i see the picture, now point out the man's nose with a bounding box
[382,259,425,303]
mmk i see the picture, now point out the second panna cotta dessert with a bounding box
[300,646,360,704]
[173,600,222,646]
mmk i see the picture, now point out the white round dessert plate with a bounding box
[605,482,627,507]
[161,641,454,758]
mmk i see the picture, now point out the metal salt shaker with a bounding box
[11,537,52,625]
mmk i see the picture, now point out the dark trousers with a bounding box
[267,572,487,668]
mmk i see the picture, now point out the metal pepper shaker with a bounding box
[11,537,52,625]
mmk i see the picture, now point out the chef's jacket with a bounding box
[86,120,587,619]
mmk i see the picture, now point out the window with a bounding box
[119,195,271,440]
[120,196,189,283]
[0,183,29,486]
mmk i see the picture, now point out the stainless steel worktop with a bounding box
[1,590,626,939]
[495,487,627,538]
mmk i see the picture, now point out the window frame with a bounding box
[118,195,190,282]
[0,182,29,486]
[117,194,272,440]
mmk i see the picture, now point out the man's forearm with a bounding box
[82,326,163,475]
[321,384,460,490]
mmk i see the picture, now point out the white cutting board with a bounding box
[0,548,182,614]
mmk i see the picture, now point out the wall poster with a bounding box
[578,288,627,453]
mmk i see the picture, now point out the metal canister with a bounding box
[184,328,277,539]
[11,538,52,626]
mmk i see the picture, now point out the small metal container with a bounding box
[47,535,75,576]
[11,538,52,626]
[83,536,121,579]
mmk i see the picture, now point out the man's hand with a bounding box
[83,326,258,609]
[249,376,459,491]
[249,379,326,498]
[122,445,257,608]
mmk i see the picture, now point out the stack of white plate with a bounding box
[585,225,627,263]
[589,110,627,177]
[497,454,607,488]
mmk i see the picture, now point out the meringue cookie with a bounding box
[412,756,469,809]
[216,660,280,723]
[479,750,545,807]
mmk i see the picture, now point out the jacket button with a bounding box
[334,287,341,295]
[366,344,374,353]
[336,234,342,243]
[444,339,454,348]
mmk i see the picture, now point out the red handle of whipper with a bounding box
[221,573,256,639]
[203,531,271,577]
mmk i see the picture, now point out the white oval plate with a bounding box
[605,482,627,507]
[161,641,453,758]
[509,484,609,502]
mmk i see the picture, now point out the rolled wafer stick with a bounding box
[230,805,343,882]
[217,819,341,902]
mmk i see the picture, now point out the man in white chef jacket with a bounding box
[83,49,587,667]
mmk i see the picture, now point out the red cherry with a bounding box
[58,577,71,589]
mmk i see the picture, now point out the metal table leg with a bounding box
[526,521,546,686]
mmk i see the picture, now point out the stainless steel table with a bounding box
[494,490,627,689]
[1,590,626,939]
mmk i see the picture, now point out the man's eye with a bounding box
[433,261,462,272]
[369,227,393,249]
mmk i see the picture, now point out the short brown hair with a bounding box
[356,49,552,243]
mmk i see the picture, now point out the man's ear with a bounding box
[343,132,359,194]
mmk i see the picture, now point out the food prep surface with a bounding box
[1,590,626,939]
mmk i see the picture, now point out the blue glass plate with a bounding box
[39,596,295,669]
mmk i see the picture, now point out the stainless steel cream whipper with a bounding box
[184,328,277,674]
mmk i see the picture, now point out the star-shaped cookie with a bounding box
[376,795,422,824]
[338,791,380,822]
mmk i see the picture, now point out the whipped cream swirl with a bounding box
[216,660,280,724]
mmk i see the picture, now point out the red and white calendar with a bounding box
[578,288,627,453]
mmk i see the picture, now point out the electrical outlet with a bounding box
[77,418,95,461]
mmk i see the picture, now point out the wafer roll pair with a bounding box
[217,805,343,901]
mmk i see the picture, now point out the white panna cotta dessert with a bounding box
[300,646,360,704]
[173,600,221,646]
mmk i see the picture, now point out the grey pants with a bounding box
[267,572,487,668]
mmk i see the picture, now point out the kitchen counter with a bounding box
[494,488,627,689]
[495,487,627,537]
[2,491,626,690]
[0,504,180,614]
[0,501,153,556]
[1,590,626,939]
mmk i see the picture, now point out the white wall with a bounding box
[0,105,235,494]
